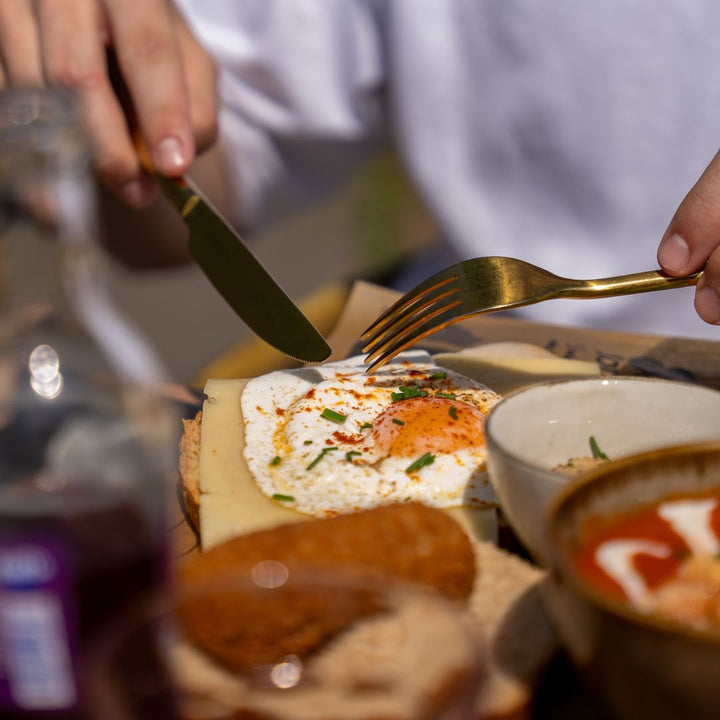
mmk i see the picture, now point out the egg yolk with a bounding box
[372,396,486,457]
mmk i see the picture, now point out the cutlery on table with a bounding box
[361,256,701,371]
[152,172,331,363]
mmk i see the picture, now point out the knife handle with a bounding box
[132,130,200,218]
[153,174,200,219]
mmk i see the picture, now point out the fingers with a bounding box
[0,0,44,86]
[0,0,218,207]
[103,0,195,177]
[38,0,153,206]
[658,150,720,324]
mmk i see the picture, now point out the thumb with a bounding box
[658,150,720,324]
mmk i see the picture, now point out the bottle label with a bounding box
[0,537,79,711]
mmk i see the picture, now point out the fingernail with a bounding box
[695,283,720,324]
[155,136,187,175]
[120,178,153,207]
[658,233,690,273]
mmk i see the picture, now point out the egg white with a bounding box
[241,351,501,516]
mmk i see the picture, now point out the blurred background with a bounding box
[102,151,437,387]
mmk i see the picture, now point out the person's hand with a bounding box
[0,0,218,207]
[658,150,720,325]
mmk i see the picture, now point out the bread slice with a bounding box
[176,504,478,671]
[171,504,556,720]
[177,427,556,718]
[170,548,555,720]
[470,541,555,719]
[171,585,483,720]
[178,411,202,531]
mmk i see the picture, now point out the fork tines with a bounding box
[360,271,463,372]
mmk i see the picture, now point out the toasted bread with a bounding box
[176,503,477,670]
[172,502,556,720]
[177,427,556,718]
[172,583,483,720]
[177,411,202,530]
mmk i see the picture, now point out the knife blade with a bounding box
[156,174,332,363]
[106,52,329,362]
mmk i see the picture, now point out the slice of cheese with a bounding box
[198,378,497,549]
[434,344,601,395]
[198,379,304,550]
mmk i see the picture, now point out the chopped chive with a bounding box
[272,493,295,502]
[435,392,456,400]
[321,408,346,424]
[360,422,373,429]
[346,450,362,462]
[430,372,447,380]
[406,452,435,474]
[270,456,282,466]
[304,439,313,445]
[392,418,405,426]
[589,436,610,461]
[307,446,338,470]
[391,385,429,402]
[449,406,459,420]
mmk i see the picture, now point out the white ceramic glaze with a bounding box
[484,377,720,562]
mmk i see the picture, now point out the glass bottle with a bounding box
[0,88,178,719]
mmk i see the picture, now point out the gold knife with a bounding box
[154,172,331,364]
[112,43,331,364]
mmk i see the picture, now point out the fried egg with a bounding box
[240,351,501,516]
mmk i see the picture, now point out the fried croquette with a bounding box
[175,502,476,674]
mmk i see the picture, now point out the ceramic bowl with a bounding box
[484,376,720,562]
[544,441,720,720]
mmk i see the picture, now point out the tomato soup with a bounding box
[573,489,720,629]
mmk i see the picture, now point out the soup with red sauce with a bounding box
[573,489,720,630]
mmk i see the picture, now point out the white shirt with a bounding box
[177,0,720,340]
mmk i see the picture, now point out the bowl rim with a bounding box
[545,439,720,646]
[484,375,720,472]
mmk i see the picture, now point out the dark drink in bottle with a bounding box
[0,480,172,719]
[0,89,179,719]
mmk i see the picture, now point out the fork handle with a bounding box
[567,269,703,298]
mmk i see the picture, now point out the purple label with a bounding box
[0,536,80,712]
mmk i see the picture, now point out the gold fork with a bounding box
[360,257,702,371]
